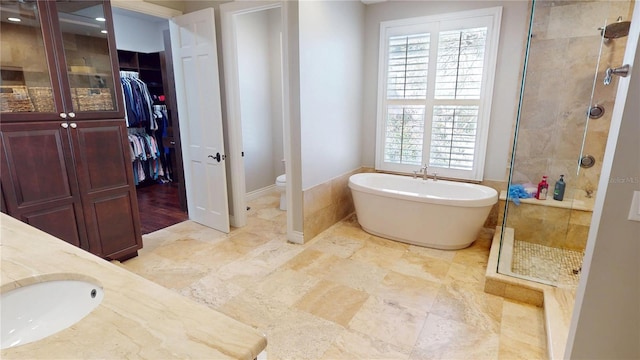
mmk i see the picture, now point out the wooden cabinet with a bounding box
[0,121,86,249]
[0,0,142,260]
[70,119,142,258]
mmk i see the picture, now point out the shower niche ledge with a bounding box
[499,190,594,211]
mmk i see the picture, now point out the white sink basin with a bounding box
[1,279,104,349]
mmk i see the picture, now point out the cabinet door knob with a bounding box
[61,123,69,129]
[59,113,67,119]
[68,112,76,118]
[70,123,77,129]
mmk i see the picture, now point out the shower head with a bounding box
[600,18,631,39]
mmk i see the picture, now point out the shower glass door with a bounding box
[499,0,635,287]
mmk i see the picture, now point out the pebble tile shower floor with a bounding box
[512,240,584,287]
[121,191,547,359]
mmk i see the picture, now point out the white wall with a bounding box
[362,1,530,181]
[299,0,365,190]
[567,8,640,358]
[112,8,167,53]
[236,9,283,193]
[269,9,285,180]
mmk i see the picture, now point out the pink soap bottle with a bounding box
[536,176,549,200]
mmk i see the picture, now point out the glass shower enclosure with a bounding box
[498,0,635,287]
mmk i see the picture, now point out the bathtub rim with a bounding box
[348,172,498,208]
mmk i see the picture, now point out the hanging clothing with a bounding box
[152,105,172,181]
[127,129,167,185]
[120,71,154,129]
[121,72,171,186]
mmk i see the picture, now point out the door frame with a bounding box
[111,0,181,19]
[220,1,297,241]
[220,1,284,229]
[110,2,188,212]
[111,1,300,241]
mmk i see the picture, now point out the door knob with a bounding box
[68,112,76,118]
[70,123,77,129]
[61,123,69,129]
[208,153,224,162]
[59,113,67,119]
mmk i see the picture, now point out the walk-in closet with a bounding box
[111,7,186,234]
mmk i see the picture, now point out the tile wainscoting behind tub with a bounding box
[303,168,373,242]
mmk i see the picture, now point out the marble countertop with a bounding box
[0,213,267,359]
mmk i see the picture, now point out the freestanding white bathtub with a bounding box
[349,172,498,250]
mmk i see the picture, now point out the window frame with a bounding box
[375,7,502,181]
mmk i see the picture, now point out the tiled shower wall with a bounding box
[512,0,632,193]
[507,0,633,249]
[498,200,591,251]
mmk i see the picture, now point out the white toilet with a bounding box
[275,174,287,210]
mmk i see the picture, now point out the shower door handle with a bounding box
[610,64,630,76]
[604,64,630,85]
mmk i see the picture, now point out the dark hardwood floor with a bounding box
[136,182,188,235]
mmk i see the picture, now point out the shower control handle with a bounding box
[604,64,630,85]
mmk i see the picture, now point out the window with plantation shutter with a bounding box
[387,34,429,100]
[435,28,486,100]
[376,8,502,181]
[384,33,429,165]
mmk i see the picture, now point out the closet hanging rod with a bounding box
[127,127,147,135]
[119,70,139,79]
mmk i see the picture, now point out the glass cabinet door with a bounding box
[0,0,59,114]
[54,0,118,114]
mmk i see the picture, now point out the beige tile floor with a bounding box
[121,192,547,359]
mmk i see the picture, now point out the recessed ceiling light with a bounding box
[95,17,106,22]
[8,17,21,22]
[101,30,108,34]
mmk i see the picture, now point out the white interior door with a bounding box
[170,8,230,232]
